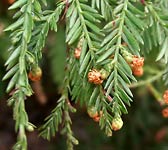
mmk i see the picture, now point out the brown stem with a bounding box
[31,81,47,105]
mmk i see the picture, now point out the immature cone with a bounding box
[131,55,144,77]
[120,49,133,63]
[162,108,168,118]
[163,90,168,104]
[111,117,123,131]
[28,66,42,82]
[132,55,144,68]
[132,67,143,77]
[93,111,103,122]
[74,38,83,59]
[100,68,110,80]
[88,69,103,84]
[87,107,103,122]
[93,116,100,122]
[87,107,98,118]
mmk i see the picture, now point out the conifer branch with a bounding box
[163,67,168,85]
[39,93,78,149]
[91,0,114,20]
[143,2,168,84]
[93,0,145,134]
[39,62,78,149]
[62,101,79,150]
[4,0,66,149]
[66,0,103,71]
[75,0,93,49]
[4,0,168,149]
[28,1,66,62]
[4,0,36,149]
[129,71,164,88]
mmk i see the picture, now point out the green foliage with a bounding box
[3,0,66,149]
[39,65,78,149]
[91,0,115,21]
[3,0,168,150]
[4,0,37,149]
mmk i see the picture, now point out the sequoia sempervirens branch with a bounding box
[3,0,168,150]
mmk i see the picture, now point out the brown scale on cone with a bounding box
[132,67,143,77]
[162,107,168,118]
[121,50,144,77]
[88,69,103,85]
[130,55,144,77]
[131,55,144,68]
[28,66,42,82]
[87,107,103,122]
[93,116,100,122]
[93,111,103,122]
[163,90,168,104]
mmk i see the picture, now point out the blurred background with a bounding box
[1,0,168,150]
